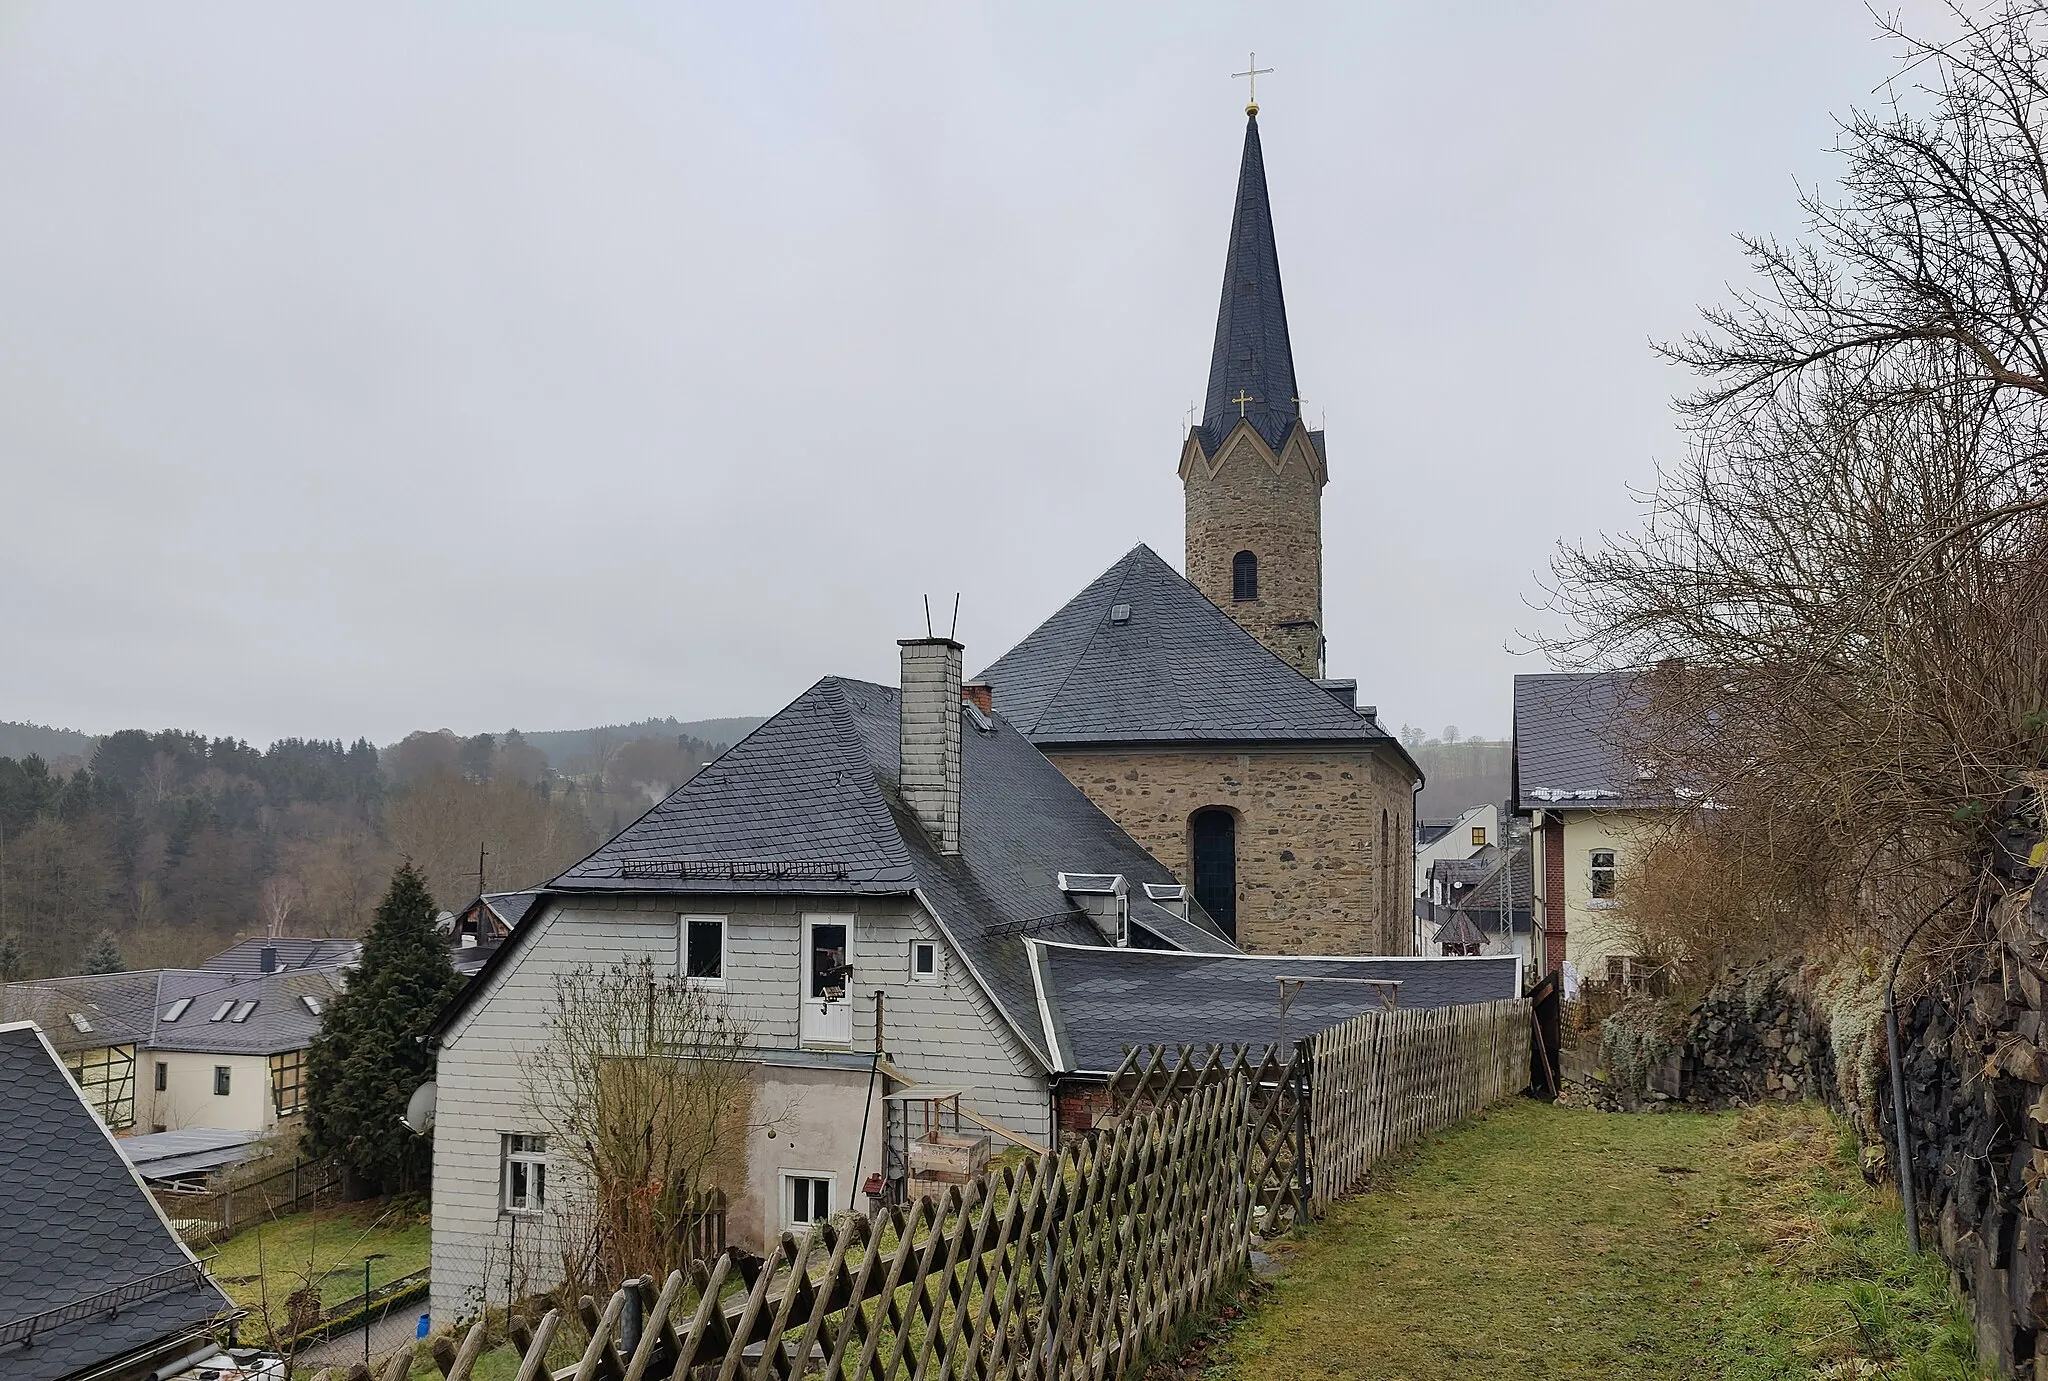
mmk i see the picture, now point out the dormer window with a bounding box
[1232,551,1258,602]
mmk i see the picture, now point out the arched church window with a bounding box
[1232,550,1258,602]
[1191,808,1238,941]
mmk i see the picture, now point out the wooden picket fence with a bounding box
[346,998,1527,1381]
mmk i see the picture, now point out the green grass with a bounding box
[1205,1100,1987,1380]
[207,1199,432,1325]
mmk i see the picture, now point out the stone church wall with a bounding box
[1047,745,1414,955]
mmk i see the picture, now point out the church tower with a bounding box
[1178,104,1327,679]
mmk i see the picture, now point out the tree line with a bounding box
[0,724,727,979]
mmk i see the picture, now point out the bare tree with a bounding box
[524,958,766,1294]
[259,875,302,939]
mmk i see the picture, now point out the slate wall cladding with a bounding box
[1046,745,1414,955]
[1183,423,1324,678]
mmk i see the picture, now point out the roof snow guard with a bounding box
[618,859,851,881]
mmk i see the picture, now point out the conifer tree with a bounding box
[81,930,124,974]
[305,861,463,1193]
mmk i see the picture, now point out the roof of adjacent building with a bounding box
[977,545,1414,765]
[0,1022,229,1381]
[1512,671,1667,812]
[448,676,1237,1065]
[0,968,342,1058]
[203,937,361,974]
[480,891,544,931]
[1196,111,1311,458]
[1024,942,1522,1074]
[119,1127,268,1183]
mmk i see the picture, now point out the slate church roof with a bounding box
[0,1022,229,1381]
[445,677,1235,1065]
[1197,110,1320,459]
[978,543,1408,755]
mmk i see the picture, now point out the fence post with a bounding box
[1293,1046,1312,1222]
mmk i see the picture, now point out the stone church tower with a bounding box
[1178,107,1328,680]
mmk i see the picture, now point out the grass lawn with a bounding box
[206,1199,432,1325]
[1206,1099,1985,1381]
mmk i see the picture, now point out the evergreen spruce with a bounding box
[81,930,124,974]
[304,861,463,1193]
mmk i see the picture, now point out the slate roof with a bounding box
[482,891,544,930]
[203,937,360,974]
[0,973,158,1055]
[120,1128,267,1184]
[1197,112,1306,456]
[457,677,1238,1065]
[1024,942,1523,1074]
[2,969,341,1058]
[978,544,1413,764]
[0,1022,229,1381]
[1513,671,1667,811]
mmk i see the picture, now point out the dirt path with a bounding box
[1205,1100,1979,1380]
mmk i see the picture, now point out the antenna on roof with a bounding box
[923,595,933,638]
[948,594,960,640]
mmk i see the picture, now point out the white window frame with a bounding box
[781,1169,836,1231]
[909,940,941,984]
[502,1134,548,1215]
[680,915,728,988]
[1589,849,1617,899]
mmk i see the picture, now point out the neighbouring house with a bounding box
[1415,804,1499,895]
[440,890,544,975]
[425,636,1514,1325]
[0,956,347,1136]
[1512,671,1670,983]
[202,938,361,975]
[0,1020,232,1381]
[973,107,1421,958]
[1419,836,1534,964]
[119,1127,270,1191]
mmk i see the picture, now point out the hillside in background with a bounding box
[1405,737,1512,821]
[0,721,98,765]
[512,717,767,775]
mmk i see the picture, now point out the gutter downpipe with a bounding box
[1884,884,1970,1256]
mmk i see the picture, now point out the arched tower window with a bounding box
[1380,809,1392,952]
[1232,550,1259,602]
[1191,809,1238,941]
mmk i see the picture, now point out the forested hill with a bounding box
[1403,737,1513,820]
[0,721,97,764]
[514,718,767,774]
[0,718,757,982]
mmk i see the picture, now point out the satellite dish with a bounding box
[401,1081,437,1135]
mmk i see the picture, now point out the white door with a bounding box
[801,916,853,1046]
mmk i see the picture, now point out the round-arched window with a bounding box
[1191,808,1238,941]
[1232,550,1259,602]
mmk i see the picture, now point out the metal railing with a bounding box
[0,1261,215,1347]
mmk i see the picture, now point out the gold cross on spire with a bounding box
[1231,389,1255,417]
[1232,52,1273,115]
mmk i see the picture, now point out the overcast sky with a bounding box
[1,3,1955,747]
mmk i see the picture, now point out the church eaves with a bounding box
[1198,111,1302,455]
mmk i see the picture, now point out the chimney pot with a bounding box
[898,638,965,855]
[259,945,279,975]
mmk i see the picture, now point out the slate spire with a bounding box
[1199,109,1300,453]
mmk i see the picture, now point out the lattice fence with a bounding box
[330,998,1526,1381]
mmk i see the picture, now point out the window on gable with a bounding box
[682,917,726,985]
[910,940,939,983]
[1231,550,1259,602]
[1471,826,1487,848]
[1590,850,1617,899]
[502,1134,547,1213]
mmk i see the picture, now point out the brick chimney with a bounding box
[899,638,964,855]
[962,681,993,715]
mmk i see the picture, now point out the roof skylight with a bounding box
[302,995,323,1016]
[230,1000,258,1023]
[210,1000,236,1022]
[67,1012,92,1034]
[163,997,193,1022]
